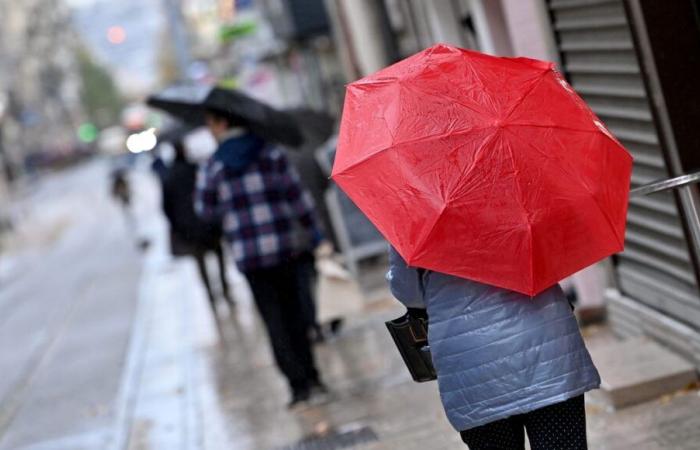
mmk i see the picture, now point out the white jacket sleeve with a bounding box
[386,246,426,309]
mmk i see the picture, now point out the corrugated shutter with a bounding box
[547,0,700,327]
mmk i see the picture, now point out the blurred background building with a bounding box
[267,0,700,372]
[70,0,164,94]
[2,0,700,448]
[316,0,700,369]
[0,0,86,183]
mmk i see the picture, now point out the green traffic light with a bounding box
[77,123,98,143]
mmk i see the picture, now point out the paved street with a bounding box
[0,161,144,449]
[2,160,700,450]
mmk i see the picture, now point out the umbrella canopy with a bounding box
[332,44,633,296]
[286,108,335,151]
[146,85,303,147]
[146,84,210,125]
[156,120,197,145]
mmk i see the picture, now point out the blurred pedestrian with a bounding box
[161,141,234,313]
[286,109,346,342]
[110,167,131,208]
[110,165,150,250]
[286,147,327,342]
[195,109,326,408]
[293,249,323,341]
[285,108,339,250]
[109,166,134,230]
[387,247,600,449]
[150,151,168,183]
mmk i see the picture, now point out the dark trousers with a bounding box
[295,251,321,333]
[460,395,587,450]
[245,259,320,393]
[192,243,231,309]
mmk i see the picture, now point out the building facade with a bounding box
[0,0,85,180]
[506,0,700,368]
[329,0,700,368]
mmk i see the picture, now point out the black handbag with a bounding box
[385,310,437,382]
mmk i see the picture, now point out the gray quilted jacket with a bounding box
[387,247,600,431]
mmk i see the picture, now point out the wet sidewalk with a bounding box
[120,210,462,449]
[3,160,700,450]
[0,161,144,450]
[120,208,700,450]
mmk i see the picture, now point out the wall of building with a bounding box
[499,0,558,61]
[0,0,85,175]
[337,0,395,77]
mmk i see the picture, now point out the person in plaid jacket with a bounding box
[195,109,326,408]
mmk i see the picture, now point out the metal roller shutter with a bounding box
[547,0,700,327]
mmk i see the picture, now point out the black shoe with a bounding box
[288,389,311,409]
[329,318,344,335]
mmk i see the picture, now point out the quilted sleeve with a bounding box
[387,246,425,309]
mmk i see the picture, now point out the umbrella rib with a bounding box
[502,126,585,178]
[590,196,625,249]
[402,78,498,121]
[333,126,494,176]
[504,127,626,251]
[505,123,600,134]
[503,134,536,294]
[501,122,623,254]
[461,57,500,112]
[502,70,550,123]
[447,129,501,203]
[409,204,448,266]
[350,77,399,87]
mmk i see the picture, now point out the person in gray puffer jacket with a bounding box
[387,246,600,449]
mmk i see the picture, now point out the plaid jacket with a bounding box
[195,144,322,273]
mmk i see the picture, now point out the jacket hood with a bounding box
[213,132,265,173]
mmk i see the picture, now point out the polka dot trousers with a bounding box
[459,395,587,449]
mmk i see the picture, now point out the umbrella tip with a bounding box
[427,43,461,54]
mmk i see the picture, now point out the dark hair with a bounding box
[205,108,234,128]
[204,108,250,130]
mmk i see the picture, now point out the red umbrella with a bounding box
[332,44,633,296]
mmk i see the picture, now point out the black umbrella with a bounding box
[146,84,211,125]
[147,85,304,147]
[283,108,339,247]
[156,120,197,144]
[285,108,335,151]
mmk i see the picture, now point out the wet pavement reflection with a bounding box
[125,219,461,449]
[3,161,700,450]
[127,215,700,450]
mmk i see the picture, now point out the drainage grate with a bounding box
[278,425,379,450]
